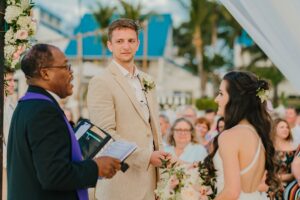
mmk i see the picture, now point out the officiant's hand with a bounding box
[94,156,121,178]
[150,151,171,167]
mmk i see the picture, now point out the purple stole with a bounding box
[20,92,88,200]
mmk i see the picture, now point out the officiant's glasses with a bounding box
[45,63,72,71]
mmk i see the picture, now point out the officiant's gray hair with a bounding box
[21,44,55,78]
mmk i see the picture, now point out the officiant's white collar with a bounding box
[113,60,139,78]
[46,90,61,103]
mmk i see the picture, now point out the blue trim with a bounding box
[65,14,173,59]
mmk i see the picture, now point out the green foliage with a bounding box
[92,2,116,45]
[248,66,285,86]
[195,98,218,111]
[119,0,143,21]
[279,92,288,106]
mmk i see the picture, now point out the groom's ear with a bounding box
[107,41,113,53]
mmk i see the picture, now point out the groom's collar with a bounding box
[112,60,139,78]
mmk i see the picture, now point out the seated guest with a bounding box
[159,114,171,147]
[204,109,216,130]
[165,118,207,163]
[195,117,210,147]
[205,117,225,153]
[216,117,225,133]
[284,146,300,199]
[176,105,198,124]
[291,147,300,187]
[271,118,297,199]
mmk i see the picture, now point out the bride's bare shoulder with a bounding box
[218,125,255,145]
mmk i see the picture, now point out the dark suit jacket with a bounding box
[7,86,98,200]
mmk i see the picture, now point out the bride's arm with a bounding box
[214,130,241,200]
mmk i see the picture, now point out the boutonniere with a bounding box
[141,75,155,93]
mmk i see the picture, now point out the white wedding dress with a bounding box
[213,125,269,199]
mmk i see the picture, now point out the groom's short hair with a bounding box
[108,18,140,41]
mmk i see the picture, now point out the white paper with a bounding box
[98,140,137,161]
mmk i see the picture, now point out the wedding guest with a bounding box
[204,109,217,130]
[205,117,225,153]
[271,118,297,199]
[176,105,198,124]
[216,117,225,133]
[194,117,210,147]
[87,18,168,200]
[205,71,280,199]
[165,118,207,163]
[7,44,121,200]
[285,107,300,146]
[291,147,300,186]
[285,147,300,199]
[3,68,16,200]
[159,114,170,147]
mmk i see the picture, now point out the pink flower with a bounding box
[169,175,179,189]
[15,30,28,40]
[17,45,26,54]
[12,45,26,60]
[199,186,213,196]
[13,51,20,60]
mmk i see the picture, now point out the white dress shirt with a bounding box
[114,60,153,151]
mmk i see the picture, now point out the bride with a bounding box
[206,71,280,199]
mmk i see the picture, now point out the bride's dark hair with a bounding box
[204,71,280,193]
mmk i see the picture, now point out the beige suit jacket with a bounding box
[87,62,163,200]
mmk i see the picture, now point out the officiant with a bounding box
[7,44,121,200]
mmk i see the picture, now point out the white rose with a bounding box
[4,28,15,44]
[4,45,16,59]
[20,0,31,10]
[29,20,37,35]
[4,5,23,23]
[10,59,19,69]
[17,16,32,29]
[7,0,16,5]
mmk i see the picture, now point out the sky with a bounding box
[34,0,189,28]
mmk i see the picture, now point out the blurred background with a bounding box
[11,0,300,121]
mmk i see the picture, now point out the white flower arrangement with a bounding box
[155,161,217,200]
[4,0,36,69]
[256,87,270,103]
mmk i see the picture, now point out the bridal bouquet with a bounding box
[155,160,217,200]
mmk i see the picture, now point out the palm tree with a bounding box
[177,0,220,97]
[118,0,154,71]
[244,44,285,106]
[92,2,116,64]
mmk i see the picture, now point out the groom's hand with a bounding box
[94,156,121,178]
[150,151,170,167]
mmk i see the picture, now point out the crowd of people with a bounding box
[3,17,300,200]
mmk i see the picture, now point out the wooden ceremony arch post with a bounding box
[0,0,6,198]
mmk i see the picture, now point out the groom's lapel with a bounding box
[138,73,160,150]
[108,63,149,124]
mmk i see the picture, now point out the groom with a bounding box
[87,18,168,200]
